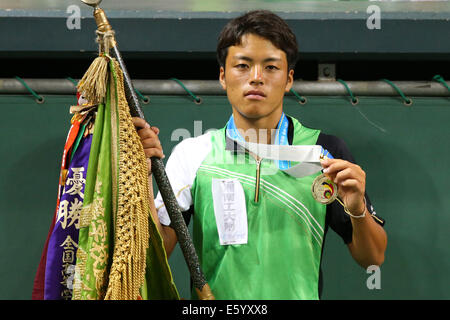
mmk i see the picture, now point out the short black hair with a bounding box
[216,10,299,71]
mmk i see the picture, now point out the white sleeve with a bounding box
[155,132,213,226]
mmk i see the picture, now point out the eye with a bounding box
[235,63,249,69]
[266,65,280,71]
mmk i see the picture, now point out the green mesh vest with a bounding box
[191,117,326,299]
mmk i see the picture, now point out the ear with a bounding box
[285,69,294,92]
[219,66,227,90]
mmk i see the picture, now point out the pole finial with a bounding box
[81,0,102,8]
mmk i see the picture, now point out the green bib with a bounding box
[191,117,326,300]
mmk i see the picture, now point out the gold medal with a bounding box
[312,153,365,218]
[311,173,338,204]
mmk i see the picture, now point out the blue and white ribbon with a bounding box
[226,113,333,178]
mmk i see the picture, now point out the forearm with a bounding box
[148,174,178,257]
[348,209,387,268]
[133,118,177,256]
[321,158,387,268]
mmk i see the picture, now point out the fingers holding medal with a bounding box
[317,157,366,215]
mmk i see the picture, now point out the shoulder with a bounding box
[165,130,217,182]
[286,114,353,161]
[316,132,355,163]
[171,131,214,155]
[167,130,217,167]
[156,131,217,225]
[286,115,321,145]
[316,132,347,149]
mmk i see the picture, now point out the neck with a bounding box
[232,109,283,145]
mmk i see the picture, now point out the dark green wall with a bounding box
[2,1,450,61]
[0,93,449,299]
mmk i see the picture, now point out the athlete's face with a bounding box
[220,33,294,125]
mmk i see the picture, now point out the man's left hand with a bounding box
[321,158,366,216]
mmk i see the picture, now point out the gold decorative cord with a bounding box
[104,60,150,300]
[73,27,150,299]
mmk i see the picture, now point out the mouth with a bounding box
[244,90,266,100]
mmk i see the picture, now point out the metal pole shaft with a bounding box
[110,46,145,118]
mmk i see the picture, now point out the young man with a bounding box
[132,10,387,300]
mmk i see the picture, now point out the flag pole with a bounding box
[80,0,214,300]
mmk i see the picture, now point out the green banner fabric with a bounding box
[72,84,113,300]
[71,60,179,300]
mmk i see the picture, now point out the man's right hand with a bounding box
[132,117,165,174]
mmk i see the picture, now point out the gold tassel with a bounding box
[77,55,109,105]
[104,59,150,300]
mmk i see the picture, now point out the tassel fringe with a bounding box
[77,55,109,105]
[104,60,150,300]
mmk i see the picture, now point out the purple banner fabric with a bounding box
[44,134,92,300]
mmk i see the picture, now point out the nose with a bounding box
[249,65,263,85]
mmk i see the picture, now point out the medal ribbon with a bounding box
[226,113,333,178]
[227,113,291,169]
